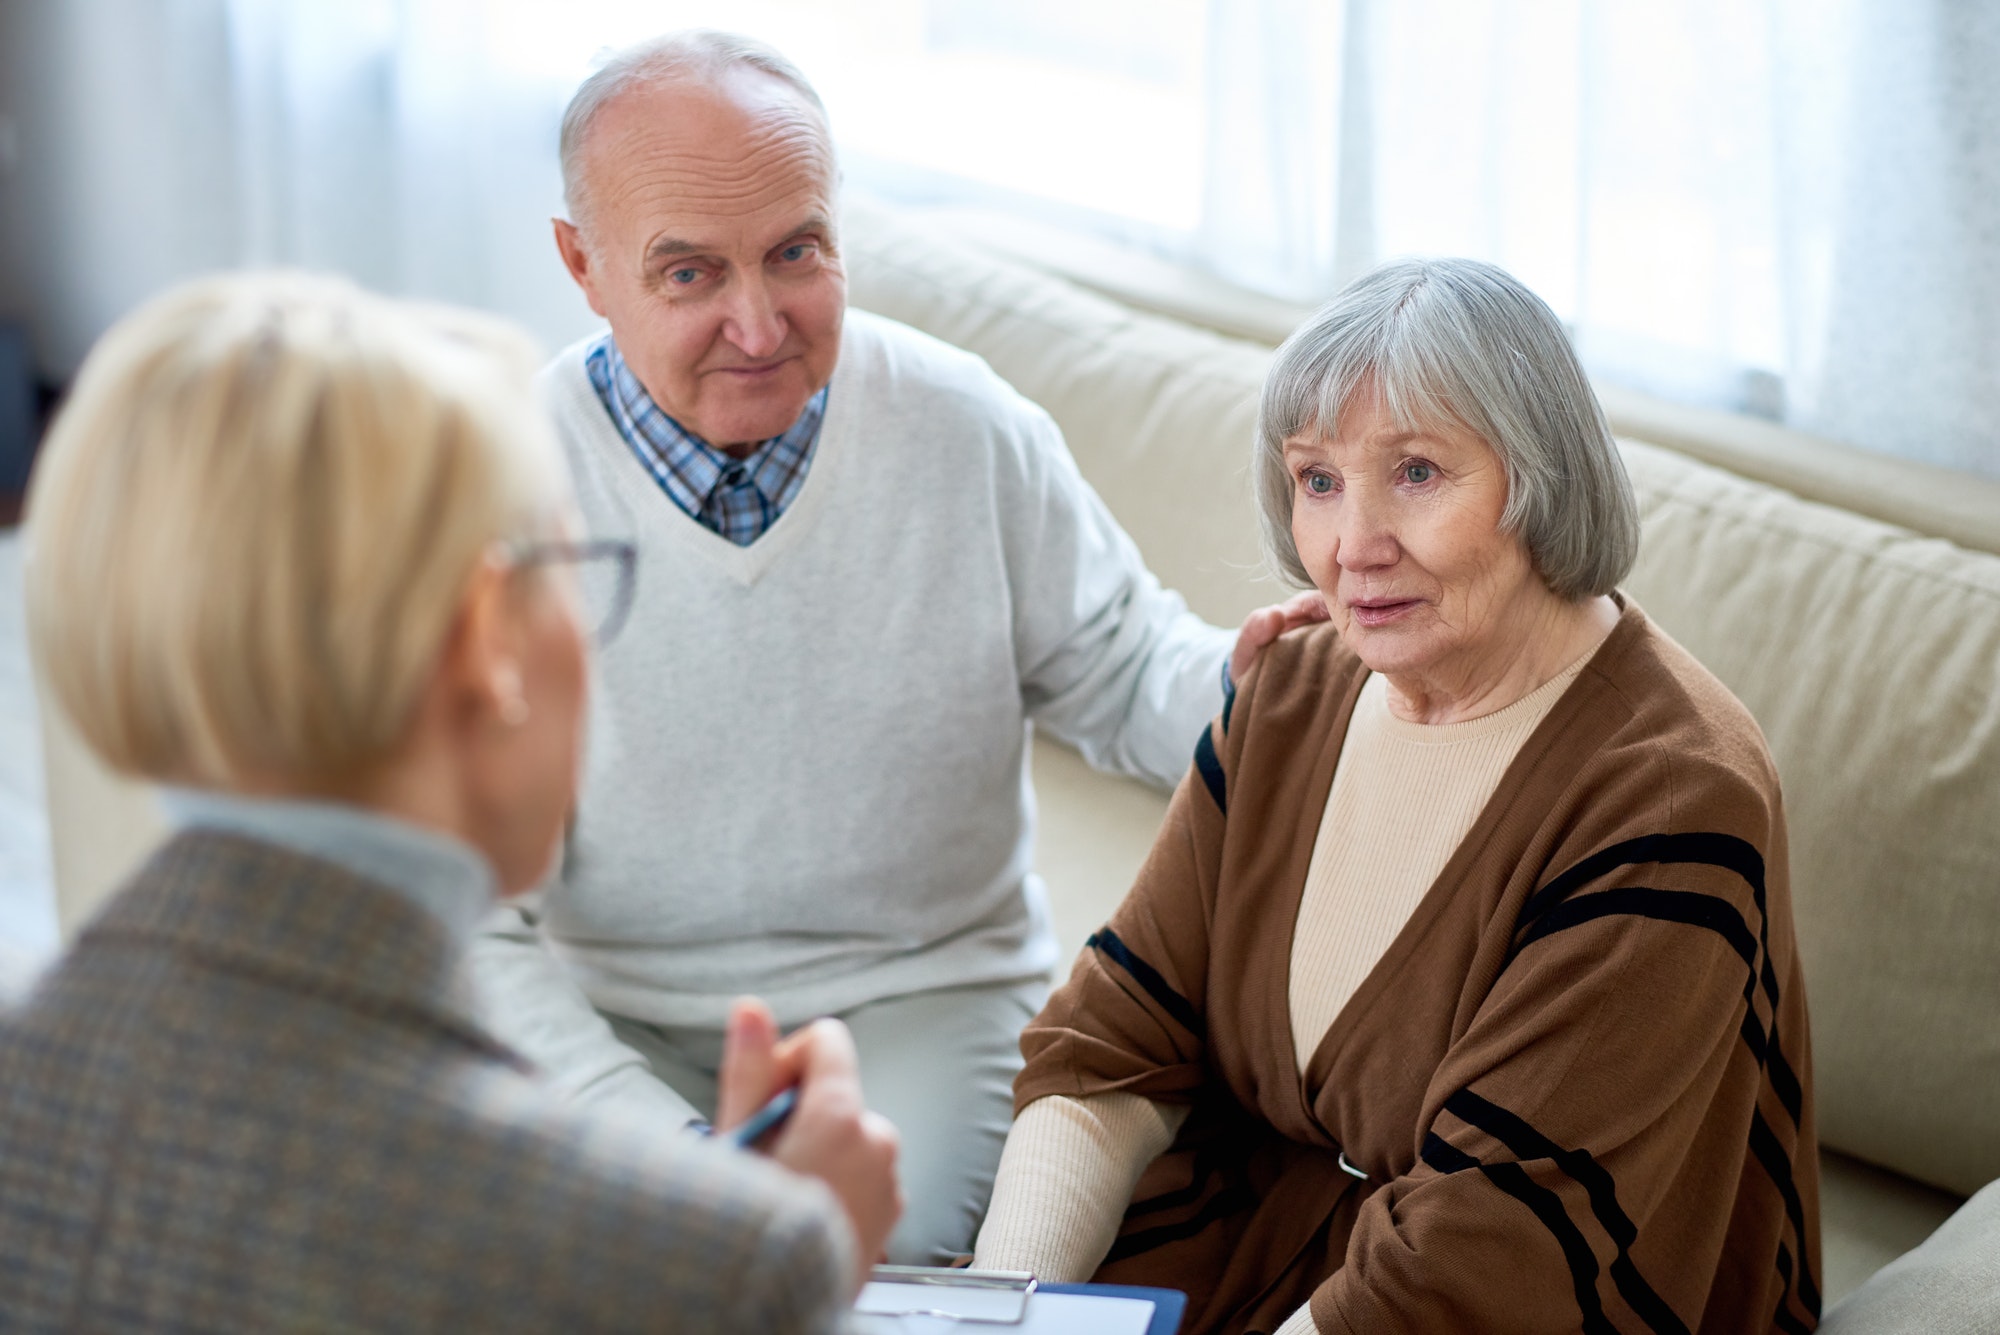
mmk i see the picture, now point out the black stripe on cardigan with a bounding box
[1192,725,1227,813]
[1424,1134,1622,1335]
[1420,1131,1481,1175]
[1104,1180,1257,1264]
[1518,832,1766,933]
[1504,890,1818,1322]
[1445,1090,1688,1335]
[1477,1160,1621,1335]
[1772,1245,1816,1335]
[1750,1108,1822,1319]
[1513,884,1804,1126]
[1087,928,1206,1040]
[1516,885,1760,964]
[1125,1135,1254,1221]
[1517,833,1805,1127]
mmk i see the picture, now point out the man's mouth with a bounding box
[1347,597,1422,628]
[712,358,793,379]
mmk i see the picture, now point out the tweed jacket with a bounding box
[1018,602,1821,1334]
[0,830,853,1333]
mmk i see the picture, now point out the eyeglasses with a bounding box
[503,538,639,648]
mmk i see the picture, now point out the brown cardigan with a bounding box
[1017,601,1820,1334]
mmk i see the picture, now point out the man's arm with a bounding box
[462,895,705,1130]
[1006,409,1321,788]
[1002,409,1230,788]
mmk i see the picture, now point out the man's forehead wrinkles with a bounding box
[588,89,830,183]
[603,109,827,160]
[614,172,829,238]
[594,133,831,234]
[602,159,833,258]
[617,137,829,191]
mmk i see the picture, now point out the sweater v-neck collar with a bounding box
[559,333,855,588]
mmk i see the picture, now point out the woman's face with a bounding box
[1283,379,1549,692]
[468,555,591,897]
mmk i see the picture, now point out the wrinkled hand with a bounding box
[1230,590,1330,685]
[716,998,903,1294]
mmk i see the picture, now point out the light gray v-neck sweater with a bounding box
[477,311,1230,1050]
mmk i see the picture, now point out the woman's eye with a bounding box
[1404,462,1434,484]
[1305,472,1336,495]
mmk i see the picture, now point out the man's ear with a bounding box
[553,218,609,319]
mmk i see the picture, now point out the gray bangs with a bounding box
[1253,257,1638,600]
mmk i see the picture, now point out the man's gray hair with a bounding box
[559,30,829,232]
[1254,257,1640,601]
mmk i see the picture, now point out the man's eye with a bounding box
[1404,462,1434,484]
[780,244,810,262]
[669,267,701,285]
[1305,472,1336,495]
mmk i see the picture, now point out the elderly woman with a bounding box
[974,259,1820,1333]
[2,273,896,1331]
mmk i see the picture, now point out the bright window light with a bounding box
[488,0,1208,233]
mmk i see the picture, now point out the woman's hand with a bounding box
[1230,590,1331,685]
[716,997,903,1293]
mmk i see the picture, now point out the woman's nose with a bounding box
[1335,489,1399,571]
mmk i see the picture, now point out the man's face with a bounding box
[558,71,844,451]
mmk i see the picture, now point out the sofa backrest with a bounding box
[35,199,2000,1197]
[844,199,2000,1198]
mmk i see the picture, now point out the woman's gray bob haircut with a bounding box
[1254,257,1639,601]
[559,30,828,232]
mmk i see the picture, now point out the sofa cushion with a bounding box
[846,199,2000,1199]
[1618,440,2000,1197]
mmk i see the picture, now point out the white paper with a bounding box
[856,1280,1030,1322]
[852,1286,1155,1335]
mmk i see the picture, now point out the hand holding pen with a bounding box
[714,997,905,1293]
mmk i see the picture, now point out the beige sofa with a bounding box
[39,202,2000,1310]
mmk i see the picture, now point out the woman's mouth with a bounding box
[1348,597,1422,628]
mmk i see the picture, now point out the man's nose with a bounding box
[1334,486,1399,572]
[722,275,787,360]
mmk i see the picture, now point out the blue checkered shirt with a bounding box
[585,335,827,547]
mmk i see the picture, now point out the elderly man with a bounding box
[468,29,1317,1265]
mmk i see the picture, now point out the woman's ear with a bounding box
[440,553,529,732]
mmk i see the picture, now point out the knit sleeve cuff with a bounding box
[972,1092,1186,1281]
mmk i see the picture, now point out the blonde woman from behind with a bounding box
[2,272,897,1333]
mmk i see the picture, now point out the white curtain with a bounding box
[1194,0,1999,477]
[6,0,1995,476]
[220,0,601,353]
[0,0,605,372]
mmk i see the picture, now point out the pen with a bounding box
[726,1086,799,1149]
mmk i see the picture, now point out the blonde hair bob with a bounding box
[25,271,565,788]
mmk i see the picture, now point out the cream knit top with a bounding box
[975,639,1605,1314]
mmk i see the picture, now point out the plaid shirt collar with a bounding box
[585,334,827,547]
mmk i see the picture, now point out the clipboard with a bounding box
[1042,1282,1185,1335]
[854,1266,1184,1334]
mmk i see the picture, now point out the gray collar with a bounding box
[160,790,496,947]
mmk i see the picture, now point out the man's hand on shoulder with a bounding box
[1230,590,1331,686]
[716,998,903,1295]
